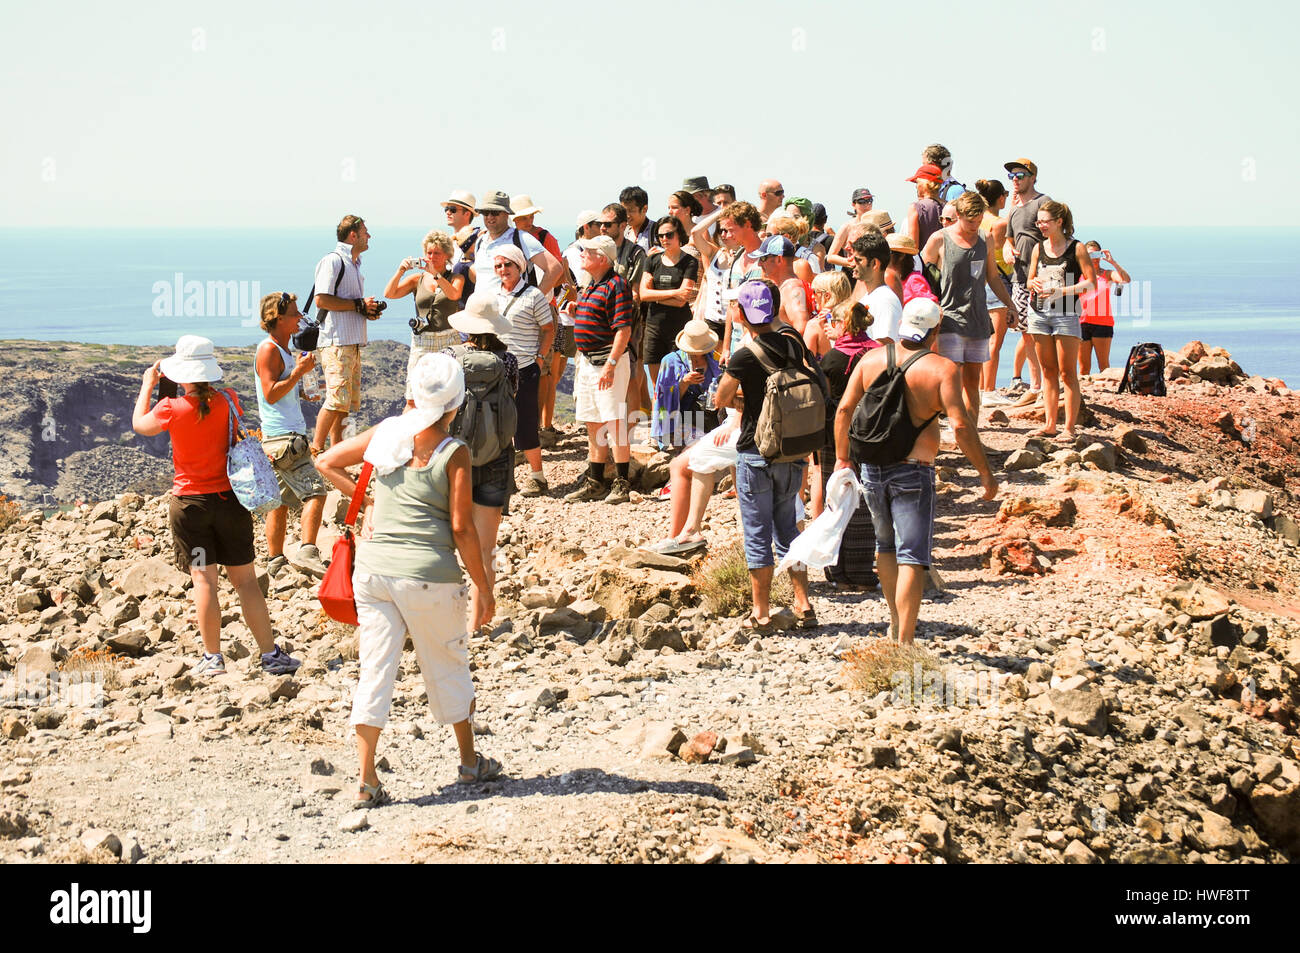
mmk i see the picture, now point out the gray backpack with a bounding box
[745,331,828,463]
[448,346,517,466]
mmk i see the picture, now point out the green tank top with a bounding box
[355,436,465,583]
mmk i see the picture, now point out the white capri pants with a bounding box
[350,572,474,728]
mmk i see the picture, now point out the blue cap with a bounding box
[736,280,776,325]
[747,235,797,260]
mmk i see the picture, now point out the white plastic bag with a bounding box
[777,467,864,574]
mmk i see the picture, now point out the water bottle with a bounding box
[705,375,719,411]
[300,355,323,400]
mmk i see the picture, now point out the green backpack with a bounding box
[448,346,517,466]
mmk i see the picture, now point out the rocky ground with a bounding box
[1,341,1298,864]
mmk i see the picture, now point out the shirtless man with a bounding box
[757,178,785,223]
[921,190,1014,421]
[749,235,812,334]
[834,298,998,643]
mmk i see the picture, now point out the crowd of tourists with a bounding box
[132,146,1132,803]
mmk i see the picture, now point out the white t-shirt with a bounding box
[472,227,545,298]
[859,285,903,342]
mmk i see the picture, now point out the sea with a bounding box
[1,227,1297,387]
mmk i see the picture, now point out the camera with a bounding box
[410,314,434,334]
[290,317,320,352]
[373,300,387,313]
[155,374,178,402]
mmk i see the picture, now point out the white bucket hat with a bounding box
[510,194,544,217]
[160,335,223,383]
[364,353,466,476]
[674,320,719,355]
[450,293,513,338]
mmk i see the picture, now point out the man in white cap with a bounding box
[470,190,564,298]
[833,298,998,645]
[563,234,635,504]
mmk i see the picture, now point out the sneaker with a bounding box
[289,544,327,578]
[564,478,608,502]
[1004,376,1027,393]
[1011,389,1040,408]
[267,554,288,577]
[982,391,1015,407]
[519,474,549,497]
[260,644,302,675]
[193,653,226,677]
[604,477,631,504]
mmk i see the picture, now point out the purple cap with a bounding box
[736,280,776,325]
[747,235,797,260]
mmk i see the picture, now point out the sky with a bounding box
[3,0,1297,230]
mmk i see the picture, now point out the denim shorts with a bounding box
[735,451,805,570]
[472,449,514,513]
[1026,309,1081,338]
[861,461,936,567]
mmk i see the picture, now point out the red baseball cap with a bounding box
[906,164,944,183]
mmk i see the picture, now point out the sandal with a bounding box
[660,536,707,556]
[740,615,772,633]
[1053,430,1077,444]
[797,608,820,630]
[457,753,503,785]
[355,780,391,808]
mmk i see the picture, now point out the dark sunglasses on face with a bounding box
[854,197,872,205]
[597,221,619,228]
[480,210,506,217]
[770,189,785,197]
[1007,172,1029,181]
[657,232,677,240]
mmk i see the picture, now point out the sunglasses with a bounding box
[1007,172,1029,181]
[770,189,785,197]
[940,216,957,224]
[854,197,873,205]
[657,232,678,240]
[275,291,292,315]
[597,220,619,228]
[480,210,506,217]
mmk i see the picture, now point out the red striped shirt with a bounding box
[574,272,633,354]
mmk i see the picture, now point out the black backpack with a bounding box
[1117,342,1166,396]
[849,342,939,464]
[292,251,346,351]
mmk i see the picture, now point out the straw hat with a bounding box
[674,320,720,355]
[887,234,919,256]
[160,335,223,384]
[511,194,544,217]
[450,293,513,338]
[860,210,894,232]
[441,190,476,212]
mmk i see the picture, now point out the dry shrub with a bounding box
[0,496,21,534]
[841,639,941,696]
[60,647,125,691]
[692,538,793,618]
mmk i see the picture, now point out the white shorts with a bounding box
[686,422,741,474]
[935,332,991,365]
[574,352,631,424]
[350,572,474,728]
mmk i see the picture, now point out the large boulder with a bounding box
[117,556,190,599]
[1160,581,1231,620]
[588,565,694,619]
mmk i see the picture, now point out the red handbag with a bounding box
[317,462,374,626]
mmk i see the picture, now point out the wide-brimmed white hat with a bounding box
[675,320,719,355]
[450,293,513,338]
[511,194,544,217]
[441,189,477,212]
[160,335,223,383]
[365,353,466,476]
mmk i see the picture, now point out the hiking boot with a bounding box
[260,644,302,675]
[267,554,288,577]
[564,478,608,502]
[193,653,226,677]
[604,477,631,504]
[519,474,549,497]
[289,544,327,578]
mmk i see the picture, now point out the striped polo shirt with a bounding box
[574,271,633,355]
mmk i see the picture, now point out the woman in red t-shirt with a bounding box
[1079,240,1132,375]
[132,336,300,678]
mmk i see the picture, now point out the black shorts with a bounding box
[1081,323,1114,340]
[169,491,255,571]
[513,362,541,452]
[472,449,514,513]
[643,311,690,366]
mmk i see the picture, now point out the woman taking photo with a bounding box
[383,230,466,410]
[317,352,502,805]
[1026,200,1095,442]
[132,335,302,677]
[640,215,700,387]
[1078,240,1131,375]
